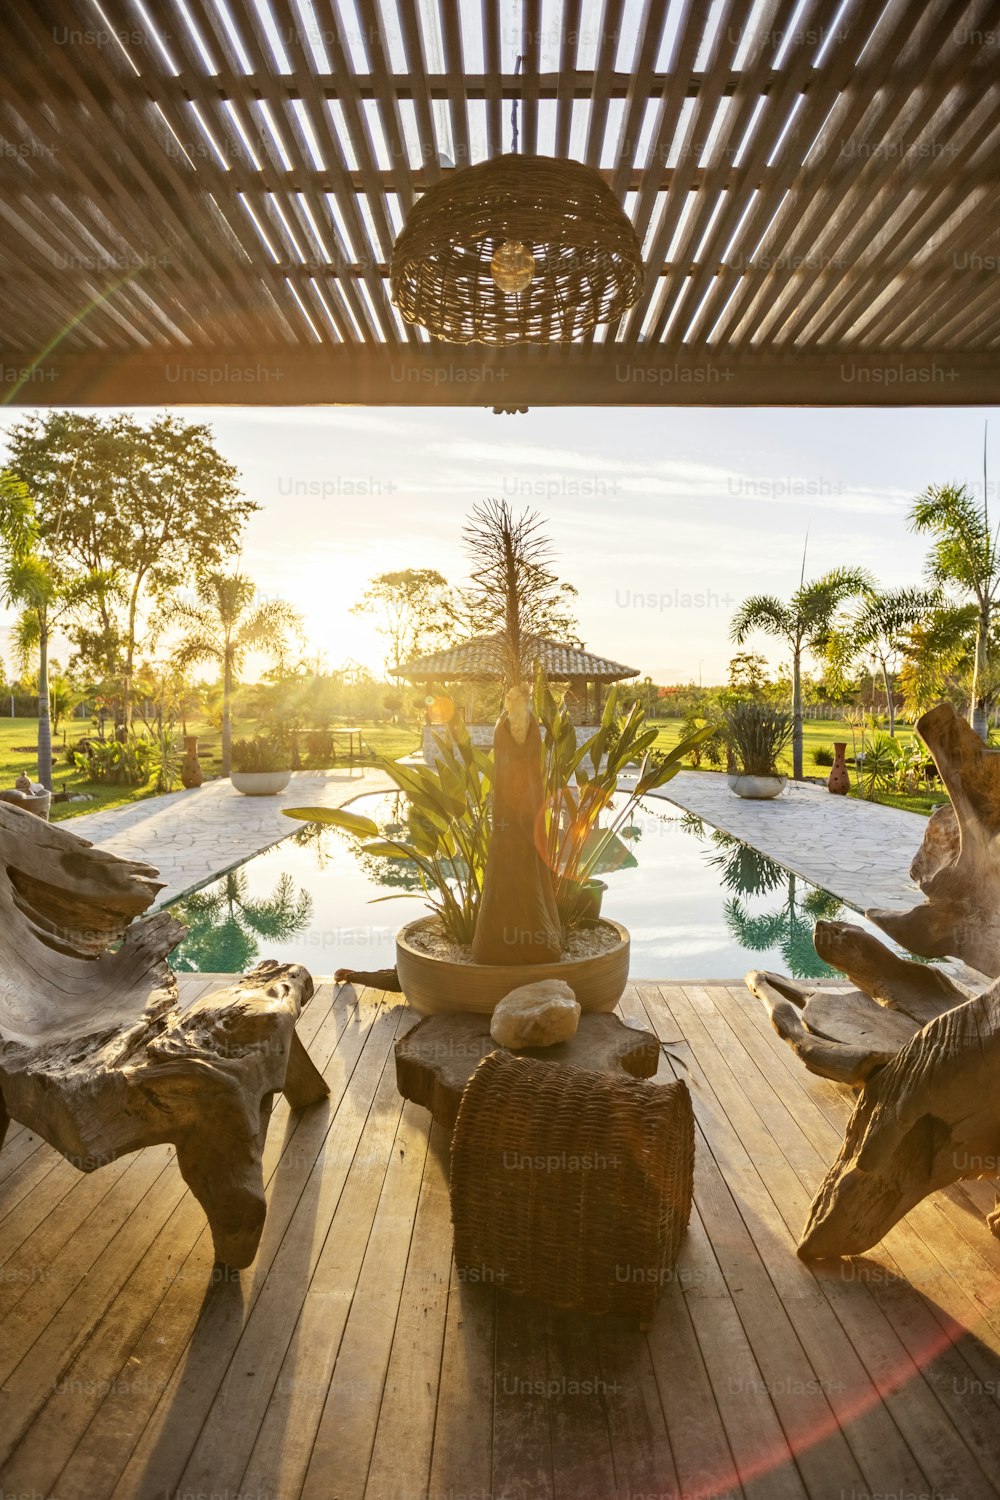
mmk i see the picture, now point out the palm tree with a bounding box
[910,481,1000,739]
[824,585,936,736]
[730,567,870,779]
[168,572,301,776]
[725,876,844,979]
[0,472,107,789]
[171,868,312,972]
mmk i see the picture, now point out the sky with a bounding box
[0,402,995,686]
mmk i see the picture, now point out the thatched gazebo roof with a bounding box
[393,636,639,685]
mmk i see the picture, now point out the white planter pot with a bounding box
[729,774,787,800]
[230,770,292,796]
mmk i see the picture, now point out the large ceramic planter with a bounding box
[230,770,292,796]
[396,915,631,1016]
[728,774,787,800]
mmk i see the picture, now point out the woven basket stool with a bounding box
[449,1050,695,1324]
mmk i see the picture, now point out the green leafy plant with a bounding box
[680,706,726,767]
[813,745,835,767]
[284,680,713,944]
[533,674,714,927]
[151,729,181,793]
[304,728,335,765]
[857,731,901,799]
[231,735,289,774]
[285,716,493,946]
[75,737,151,786]
[724,701,793,777]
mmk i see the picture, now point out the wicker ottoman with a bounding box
[449,1050,695,1324]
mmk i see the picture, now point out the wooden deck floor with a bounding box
[2,976,1000,1500]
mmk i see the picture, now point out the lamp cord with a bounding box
[511,54,522,153]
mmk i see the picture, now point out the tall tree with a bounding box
[0,472,106,788]
[822,585,935,736]
[910,481,1000,739]
[167,572,301,775]
[4,412,256,724]
[731,567,870,779]
[462,498,580,684]
[351,568,451,674]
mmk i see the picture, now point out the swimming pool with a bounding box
[166,790,903,981]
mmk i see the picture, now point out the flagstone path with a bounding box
[68,766,394,909]
[628,768,925,915]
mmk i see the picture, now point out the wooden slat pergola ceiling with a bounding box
[1,0,1000,407]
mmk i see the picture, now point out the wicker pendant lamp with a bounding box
[390,152,644,346]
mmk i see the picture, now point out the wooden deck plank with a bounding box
[0,1122,46,1185]
[5,982,343,1495]
[425,1238,496,1500]
[662,982,998,1500]
[638,983,930,1500]
[209,1005,418,1500]
[362,1120,455,1500]
[3,976,1000,1500]
[492,1290,554,1499]
[50,983,353,1500]
[628,989,811,1500]
[299,1097,434,1500]
[109,990,403,1500]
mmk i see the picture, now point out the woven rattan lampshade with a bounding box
[390,154,644,345]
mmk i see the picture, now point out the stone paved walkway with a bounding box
[68,766,393,909]
[625,769,925,914]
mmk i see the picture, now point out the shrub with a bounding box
[74,738,151,786]
[231,736,289,774]
[813,745,835,767]
[724,701,793,777]
[151,731,181,793]
[857,732,900,799]
[305,728,335,765]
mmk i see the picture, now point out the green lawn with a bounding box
[2,713,946,824]
[0,717,422,822]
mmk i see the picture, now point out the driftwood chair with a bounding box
[0,801,328,1269]
[747,703,1000,1260]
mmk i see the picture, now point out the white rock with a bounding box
[490,979,581,1049]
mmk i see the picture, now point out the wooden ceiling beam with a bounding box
[746,1,1000,349]
[2,344,993,407]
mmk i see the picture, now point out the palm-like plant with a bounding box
[909,481,1000,739]
[167,572,301,775]
[731,567,870,779]
[725,876,844,979]
[0,472,109,789]
[170,869,312,973]
[823,585,936,736]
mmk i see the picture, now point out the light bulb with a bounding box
[490,239,534,294]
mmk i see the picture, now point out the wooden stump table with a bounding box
[395,1011,662,1129]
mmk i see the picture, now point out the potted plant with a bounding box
[230,735,292,796]
[284,501,712,1014]
[724,701,793,799]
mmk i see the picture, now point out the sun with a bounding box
[242,544,389,675]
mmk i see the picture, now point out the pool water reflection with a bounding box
[167,791,885,979]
